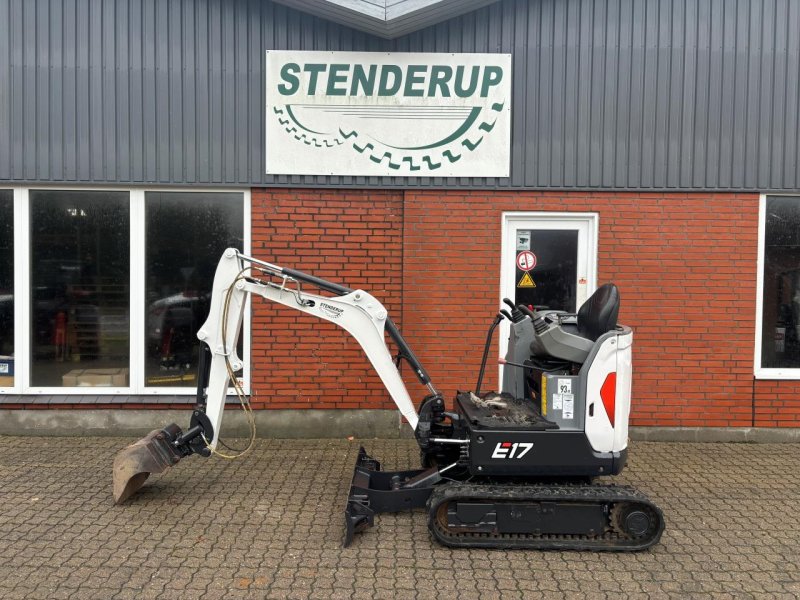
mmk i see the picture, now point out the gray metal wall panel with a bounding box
[2,0,800,190]
[0,0,10,180]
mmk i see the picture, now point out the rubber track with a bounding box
[428,482,665,551]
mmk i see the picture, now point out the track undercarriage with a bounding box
[345,447,665,551]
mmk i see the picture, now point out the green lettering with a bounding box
[378,65,402,96]
[427,65,452,97]
[403,65,426,97]
[327,64,349,96]
[351,64,377,96]
[303,64,326,95]
[277,63,300,96]
[454,65,479,98]
[480,66,503,97]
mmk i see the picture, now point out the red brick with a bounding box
[28,188,800,429]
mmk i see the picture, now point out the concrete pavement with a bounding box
[1,436,798,599]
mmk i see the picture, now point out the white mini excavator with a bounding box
[113,249,664,551]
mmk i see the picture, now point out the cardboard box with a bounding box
[62,368,129,387]
[0,375,13,387]
[61,369,84,387]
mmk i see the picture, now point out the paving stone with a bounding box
[0,436,799,599]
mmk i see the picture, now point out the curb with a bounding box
[1,409,799,442]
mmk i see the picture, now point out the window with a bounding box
[0,187,248,395]
[0,191,13,387]
[145,192,244,387]
[30,191,130,387]
[757,195,800,377]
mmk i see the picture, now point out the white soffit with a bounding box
[272,0,503,38]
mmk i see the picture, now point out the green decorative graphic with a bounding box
[273,101,505,172]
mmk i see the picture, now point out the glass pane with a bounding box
[0,191,13,387]
[513,229,578,312]
[761,196,800,369]
[30,191,130,387]
[145,192,244,387]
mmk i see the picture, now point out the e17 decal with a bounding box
[491,442,533,459]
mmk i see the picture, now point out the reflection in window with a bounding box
[762,196,800,369]
[145,192,244,386]
[0,191,13,386]
[30,191,130,387]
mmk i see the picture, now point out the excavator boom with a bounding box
[113,248,429,503]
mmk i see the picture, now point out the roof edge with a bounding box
[271,0,502,38]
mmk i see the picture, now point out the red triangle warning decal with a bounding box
[517,272,536,288]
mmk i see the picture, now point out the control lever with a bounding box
[502,298,526,323]
[517,304,549,335]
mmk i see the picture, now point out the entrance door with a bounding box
[500,213,598,360]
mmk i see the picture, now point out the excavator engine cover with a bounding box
[112,424,184,504]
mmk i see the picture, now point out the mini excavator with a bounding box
[113,248,664,551]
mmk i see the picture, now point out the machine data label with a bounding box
[562,394,574,419]
[554,378,571,411]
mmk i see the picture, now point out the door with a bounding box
[499,213,598,361]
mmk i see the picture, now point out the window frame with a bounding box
[0,185,251,396]
[755,193,800,380]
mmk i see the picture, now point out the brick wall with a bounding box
[754,380,800,426]
[249,188,403,410]
[402,190,763,427]
[244,188,800,428]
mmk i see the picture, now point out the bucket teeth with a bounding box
[112,428,183,504]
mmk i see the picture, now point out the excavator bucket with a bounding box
[112,426,184,504]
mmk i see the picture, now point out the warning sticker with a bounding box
[563,394,574,419]
[516,230,531,250]
[517,272,536,288]
[556,378,573,417]
[516,250,537,271]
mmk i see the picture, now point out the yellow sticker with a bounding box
[541,375,547,415]
[517,272,536,288]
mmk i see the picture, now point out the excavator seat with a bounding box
[576,283,620,341]
[530,283,622,364]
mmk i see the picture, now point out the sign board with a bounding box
[266,51,512,177]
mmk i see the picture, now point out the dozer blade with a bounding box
[112,426,184,504]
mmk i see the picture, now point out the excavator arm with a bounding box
[112,248,436,503]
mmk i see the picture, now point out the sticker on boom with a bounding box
[319,302,344,319]
[491,442,533,459]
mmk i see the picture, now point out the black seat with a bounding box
[576,283,620,342]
